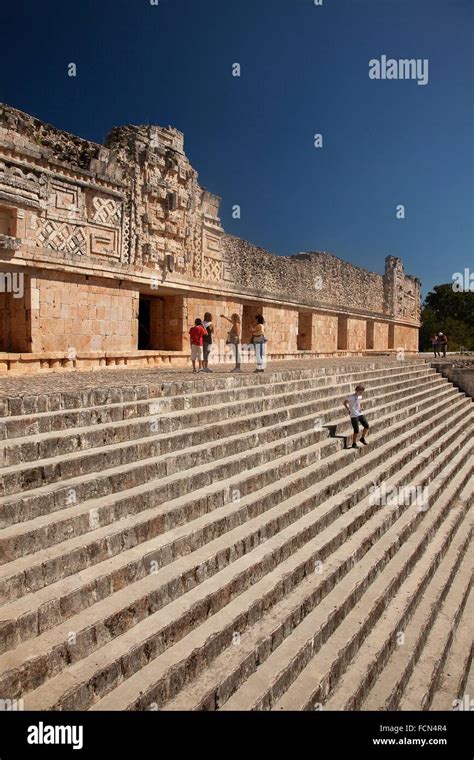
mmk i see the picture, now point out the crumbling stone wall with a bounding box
[222,235,420,322]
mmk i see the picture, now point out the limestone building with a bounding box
[0,104,420,372]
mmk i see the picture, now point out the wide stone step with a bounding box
[13,410,470,710]
[220,453,473,711]
[0,369,441,519]
[3,398,469,673]
[0,363,431,446]
[0,366,439,482]
[0,387,467,612]
[0,407,331,530]
[90,439,473,711]
[430,590,473,711]
[396,548,473,711]
[0,377,450,558]
[268,464,473,712]
[324,480,473,710]
[0,431,336,562]
[0,361,429,419]
[163,429,474,711]
[0,360,469,712]
[0,370,430,527]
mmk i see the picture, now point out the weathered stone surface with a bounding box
[0,104,421,371]
[0,359,472,711]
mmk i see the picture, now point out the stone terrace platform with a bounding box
[0,356,430,406]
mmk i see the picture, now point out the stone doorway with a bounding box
[297,312,312,350]
[337,316,348,351]
[388,323,395,350]
[138,295,154,350]
[138,293,186,351]
[241,302,263,345]
[366,320,375,350]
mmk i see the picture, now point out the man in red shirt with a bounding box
[189,318,208,373]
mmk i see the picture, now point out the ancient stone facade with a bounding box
[0,104,421,372]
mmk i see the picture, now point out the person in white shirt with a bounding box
[343,384,370,449]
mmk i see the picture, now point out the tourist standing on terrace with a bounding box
[250,315,267,372]
[189,318,208,373]
[202,312,214,373]
[431,334,440,357]
[221,313,241,372]
[438,332,448,358]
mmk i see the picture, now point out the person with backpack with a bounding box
[202,312,214,373]
[250,314,267,372]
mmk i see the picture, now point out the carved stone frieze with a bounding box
[38,219,86,256]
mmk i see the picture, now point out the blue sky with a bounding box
[1,0,473,297]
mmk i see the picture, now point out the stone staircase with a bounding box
[0,359,472,711]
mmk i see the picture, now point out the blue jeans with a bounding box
[232,342,241,367]
[254,338,266,368]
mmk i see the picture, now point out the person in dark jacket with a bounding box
[202,312,214,372]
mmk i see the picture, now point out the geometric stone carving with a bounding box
[121,200,132,264]
[200,226,223,281]
[203,230,221,256]
[90,227,119,258]
[51,182,79,212]
[91,196,121,226]
[38,220,86,255]
[202,256,222,282]
[142,241,165,265]
[223,261,233,282]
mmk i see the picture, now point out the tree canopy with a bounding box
[420,284,474,351]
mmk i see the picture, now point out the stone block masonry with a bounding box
[433,360,474,399]
[0,103,421,373]
[31,271,138,353]
[0,358,471,710]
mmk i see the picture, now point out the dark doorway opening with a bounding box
[297,312,312,350]
[137,293,185,350]
[366,321,375,350]
[337,316,348,351]
[241,302,263,345]
[138,296,152,350]
[388,324,395,350]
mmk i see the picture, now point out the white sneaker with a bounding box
[231,367,242,373]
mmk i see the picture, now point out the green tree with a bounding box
[420,285,474,351]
